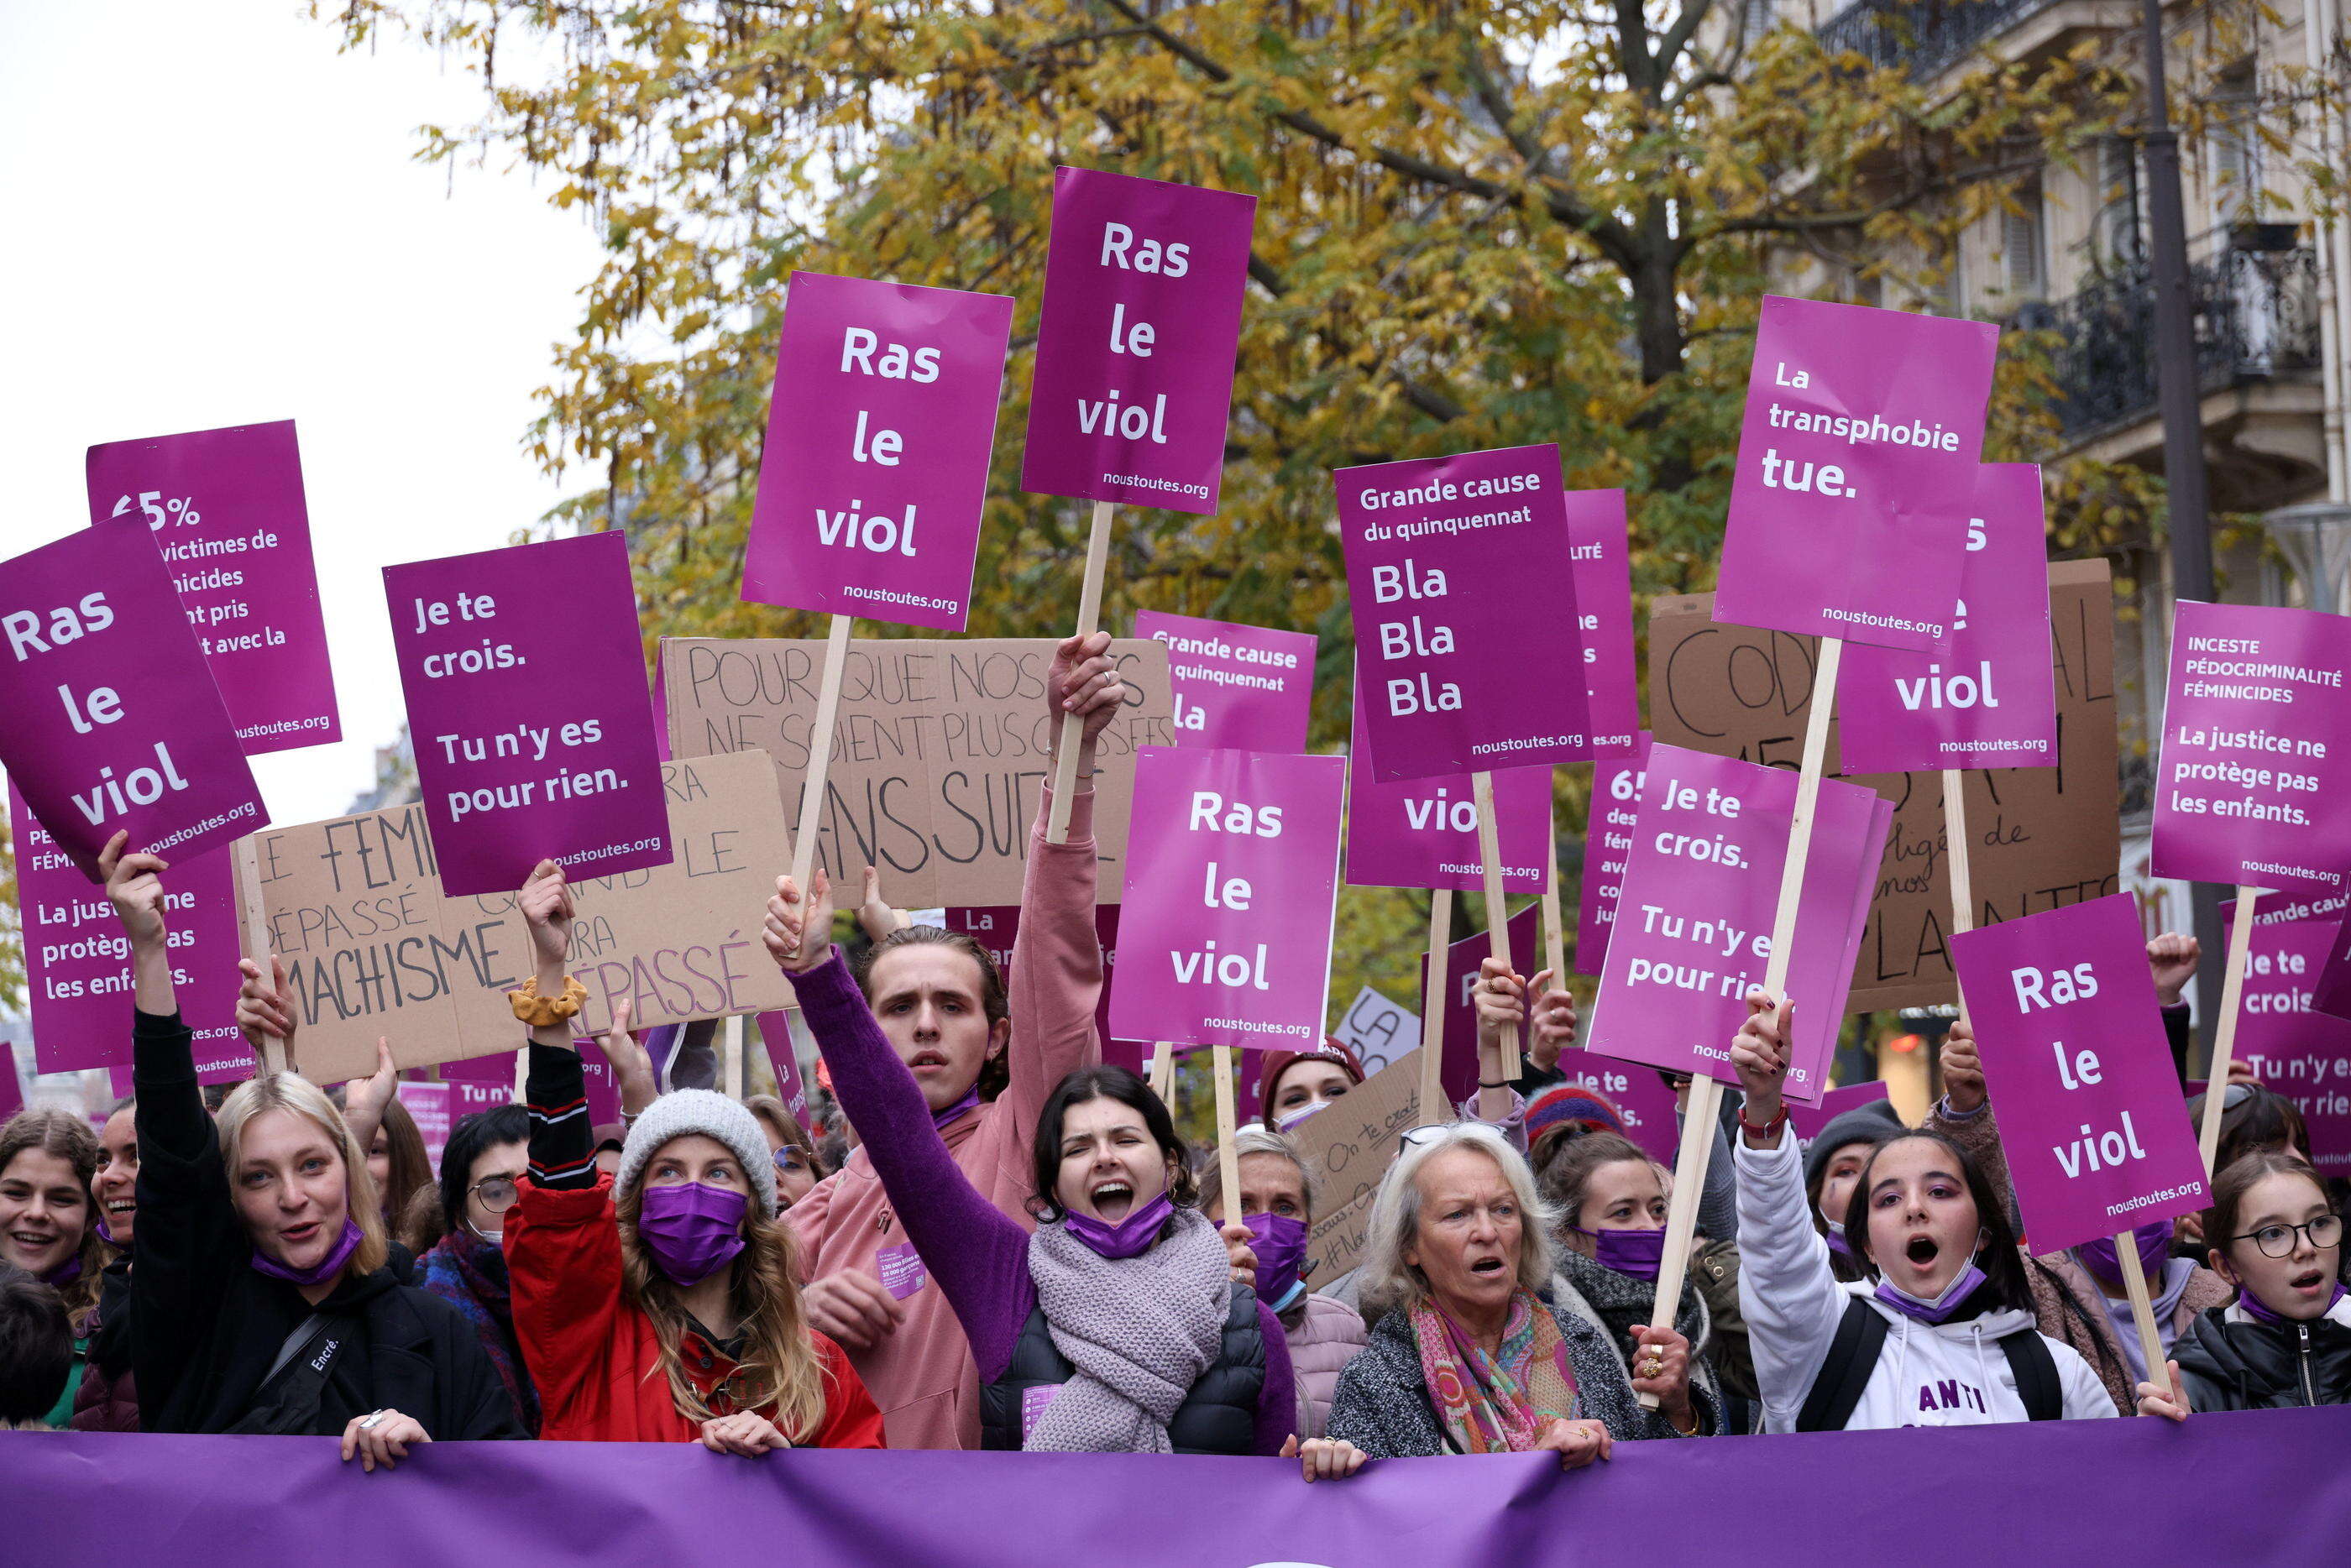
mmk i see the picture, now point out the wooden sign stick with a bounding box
[1211,1042,1244,1230]
[1470,770,1521,1079]
[1940,768,1978,1100]
[1639,635,1844,1408]
[788,614,856,902]
[1542,783,1569,991]
[2114,1228,2178,1409]
[723,1014,748,1101]
[233,837,287,1078]
[1046,499,1116,845]
[1416,887,1454,1127]
[2197,886,2262,1173]
[1149,1041,1176,1103]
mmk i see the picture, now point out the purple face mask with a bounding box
[2238,1279,2348,1328]
[250,1217,364,1287]
[1274,1100,1328,1133]
[1062,1190,1176,1260]
[1825,1220,1854,1260]
[1244,1211,1310,1309]
[1874,1254,1989,1325]
[933,1085,982,1131]
[636,1182,748,1286]
[2076,1221,2172,1287]
[1574,1225,1668,1283]
[93,1215,122,1248]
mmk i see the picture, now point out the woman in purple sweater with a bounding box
[766,871,1296,1456]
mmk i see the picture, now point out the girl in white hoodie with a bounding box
[1728,994,2116,1431]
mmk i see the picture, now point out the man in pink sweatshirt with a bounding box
[785,632,1120,1449]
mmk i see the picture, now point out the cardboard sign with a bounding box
[1576,733,1654,975]
[1347,684,1549,893]
[1332,985,1418,1076]
[942,903,1143,1075]
[1547,1057,1683,1166]
[0,519,266,876]
[1714,295,1998,653]
[742,272,1014,630]
[238,750,793,1082]
[1107,748,1346,1052]
[11,781,244,1075]
[86,420,339,753]
[1838,464,2057,775]
[1336,444,1590,779]
[1417,903,1544,1109]
[1647,562,2120,1011]
[1019,167,1257,514]
[1289,1052,1424,1284]
[1950,893,2210,1252]
[1134,610,1314,752]
[1566,489,1641,756]
[1785,1078,1897,1143]
[2223,896,2351,1173]
[1586,745,1888,1103]
[2150,599,2351,897]
[662,635,1175,907]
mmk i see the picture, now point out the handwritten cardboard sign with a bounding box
[742,272,1014,630]
[1290,1052,1423,1285]
[238,750,793,1082]
[2223,896,2351,1174]
[1576,732,1654,975]
[0,519,266,877]
[1838,463,2057,775]
[1020,167,1257,514]
[86,420,339,753]
[1714,295,1998,653]
[1647,561,2119,1011]
[1347,683,1550,893]
[1417,903,1544,1109]
[661,635,1174,907]
[1134,609,1314,752]
[1566,489,1640,756]
[1336,444,1589,779]
[1950,892,2210,1252]
[2150,599,2351,897]
[943,902,1143,1075]
[1331,985,1418,1076]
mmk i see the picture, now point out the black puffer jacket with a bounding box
[981,1283,1267,1454]
[2172,1301,2351,1413]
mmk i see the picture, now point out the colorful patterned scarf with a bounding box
[1408,1288,1578,1454]
[420,1232,540,1435]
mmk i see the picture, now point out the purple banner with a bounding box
[1838,463,2056,775]
[1108,747,1347,1052]
[385,531,672,898]
[85,419,339,753]
[1347,682,1548,894]
[742,272,1013,630]
[1565,489,1640,756]
[2223,896,2351,1174]
[1134,609,1315,752]
[1337,444,1590,780]
[1586,745,1888,1104]
[1019,167,1257,514]
[1714,295,1997,653]
[1421,903,1544,1109]
[0,519,265,877]
[1950,893,2210,1253]
[1785,1078,1896,1143]
[1576,732,1654,975]
[1550,1055,1683,1165]
[2150,598,2351,898]
[943,904,1143,1075]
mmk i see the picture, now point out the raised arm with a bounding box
[1923,1018,2019,1235]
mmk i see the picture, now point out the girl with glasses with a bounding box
[416,1105,539,1433]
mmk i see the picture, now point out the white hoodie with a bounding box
[1735,1132,2117,1431]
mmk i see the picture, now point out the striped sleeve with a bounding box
[526,1043,599,1189]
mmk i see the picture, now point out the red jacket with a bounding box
[509,1177,883,1447]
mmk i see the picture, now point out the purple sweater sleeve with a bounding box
[791,948,1035,1379]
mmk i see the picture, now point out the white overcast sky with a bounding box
[0,1,600,824]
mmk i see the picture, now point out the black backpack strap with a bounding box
[1796,1297,1889,1432]
[1997,1328,2063,1422]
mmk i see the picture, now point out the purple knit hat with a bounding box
[1526,1082,1629,1154]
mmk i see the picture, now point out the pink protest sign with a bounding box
[86,420,339,753]
[12,780,245,1075]
[1134,610,1315,752]
[2150,599,2351,897]
[754,1013,812,1126]
[1418,903,1543,1109]
[2223,897,2351,1173]
[1838,464,2057,775]
[1346,681,1548,893]
[1336,444,1590,781]
[1020,167,1257,514]
[2317,903,2351,1024]
[1576,732,1654,975]
[942,903,1143,1074]
[1950,892,2210,1252]
[395,1081,453,1172]
[1585,745,1889,1104]
[742,272,1014,630]
[1565,489,1640,756]
[1785,1079,1896,1143]
[1107,747,1346,1052]
[1550,1057,1683,1166]
[0,520,266,878]
[385,531,672,898]
[1714,296,1996,654]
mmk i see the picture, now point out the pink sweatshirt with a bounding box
[785,788,1102,1449]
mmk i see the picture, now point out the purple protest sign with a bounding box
[11,780,245,1075]
[1550,1056,1683,1165]
[441,1039,623,1126]
[1565,489,1639,756]
[1347,681,1547,893]
[2150,599,2351,897]
[1586,745,1889,1104]
[1714,296,1996,654]
[0,520,266,878]
[1134,610,1315,752]
[1950,892,2210,1252]
[1336,445,1590,781]
[395,1081,453,1172]
[1576,732,1653,975]
[1785,1078,1896,1143]
[741,272,1013,630]
[1420,904,1544,1109]
[2317,902,2351,1024]
[1020,167,1257,514]
[1107,748,1346,1052]
[943,904,1144,1074]
[86,420,339,753]
[2223,896,2351,1173]
[385,531,671,898]
[1838,464,2057,775]
[752,1013,812,1125]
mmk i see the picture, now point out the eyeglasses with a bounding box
[1399,1122,1463,1149]
[469,1175,521,1215]
[2234,1213,2343,1258]
[773,1146,812,1173]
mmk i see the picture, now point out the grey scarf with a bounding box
[1024,1205,1229,1453]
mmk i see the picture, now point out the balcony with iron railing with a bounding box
[1815,0,2061,77]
